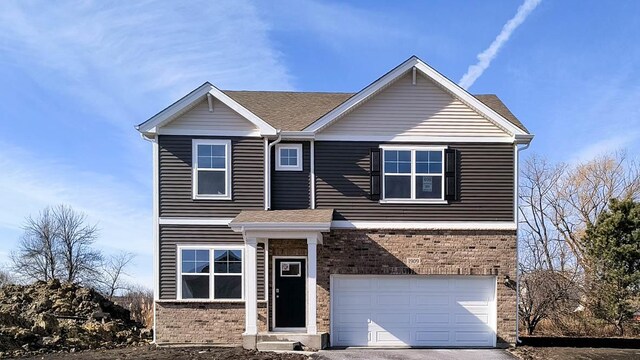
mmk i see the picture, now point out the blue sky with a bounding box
[0,0,638,288]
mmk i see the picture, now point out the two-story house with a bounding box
[136,56,533,350]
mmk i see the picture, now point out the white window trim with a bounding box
[192,139,232,200]
[176,245,245,302]
[279,261,302,277]
[275,143,303,171]
[380,145,448,204]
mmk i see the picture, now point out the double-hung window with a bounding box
[179,246,243,300]
[192,139,231,199]
[381,146,446,202]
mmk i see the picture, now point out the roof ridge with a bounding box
[222,90,356,95]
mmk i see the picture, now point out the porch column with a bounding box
[306,235,318,334]
[244,237,258,335]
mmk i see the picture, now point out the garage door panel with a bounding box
[377,294,410,306]
[415,294,449,306]
[335,311,371,325]
[415,313,450,325]
[415,331,451,343]
[377,277,411,290]
[374,313,411,325]
[414,278,450,291]
[335,294,372,307]
[332,276,496,347]
[375,330,411,344]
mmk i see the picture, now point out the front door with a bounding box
[274,258,306,329]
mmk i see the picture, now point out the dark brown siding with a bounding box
[158,135,264,217]
[315,141,514,221]
[271,141,310,210]
[159,225,265,300]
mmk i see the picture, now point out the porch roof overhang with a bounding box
[229,209,334,243]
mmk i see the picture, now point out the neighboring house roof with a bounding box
[223,90,527,133]
[223,91,354,131]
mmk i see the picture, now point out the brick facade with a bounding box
[316,229,518,345]
[154,229,517,346]
[155,302,267,345]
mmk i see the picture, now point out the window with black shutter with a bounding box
[370,148,381,200]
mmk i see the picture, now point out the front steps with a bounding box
[243,332,329,350]
[256,340,302,351]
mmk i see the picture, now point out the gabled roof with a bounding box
[303,56,530,138]
[136,56,531,142]
[223,91,527,134]
[136,82,277,136]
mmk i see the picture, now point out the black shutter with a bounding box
[370,148,381,200]
[444,148,458,201]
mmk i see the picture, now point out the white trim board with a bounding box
[137,82,277,136]
[304,56,529,139]
[158,217,233,225]
[331,221,517,230]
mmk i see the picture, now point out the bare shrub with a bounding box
[115,285,153,328]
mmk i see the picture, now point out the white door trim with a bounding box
[271,255,308,332]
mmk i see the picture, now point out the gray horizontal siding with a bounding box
[158,135,264,217]
[315,141,514,221]
[271,141,310,210]
[159,225,265,301]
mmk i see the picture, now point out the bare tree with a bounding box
[54,205,101,283]
[550,152,640,268]
[10,205,102,284]
[96,251,135,298]
[517,152,640,335]
[518,268,581,335]
[519,155,570,272]
[118,284,153,327]
[0,268,13,286]
[10,207,59,282]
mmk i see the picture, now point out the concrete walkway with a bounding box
[312,348,515,360]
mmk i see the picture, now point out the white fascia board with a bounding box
[137,83,213,134]
[304,56,529,138]
[158,217,233,225]
[331,220,517,231]
[136,83,278,136]
[314,134,515,143]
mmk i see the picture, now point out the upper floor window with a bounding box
[275,143,302,171]
[179,247,243,300]
[381,146,446,203]
[192,139,231,200]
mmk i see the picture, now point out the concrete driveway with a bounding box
[312,348,515,360]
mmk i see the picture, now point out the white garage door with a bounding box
[331,276,496,347]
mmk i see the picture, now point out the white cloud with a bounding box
[459,0,542,90]
[0,0,294,126]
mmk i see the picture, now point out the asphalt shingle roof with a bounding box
[223,90,527,133]
[230,209,334,224]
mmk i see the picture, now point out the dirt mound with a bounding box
[0,280,150,357]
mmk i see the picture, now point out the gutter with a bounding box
[265,131,282,210]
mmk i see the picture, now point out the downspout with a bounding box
[140,132,158,345]
[266,131,282,210]
[515,140,531,345]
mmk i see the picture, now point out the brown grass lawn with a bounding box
[510,346,640,360]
